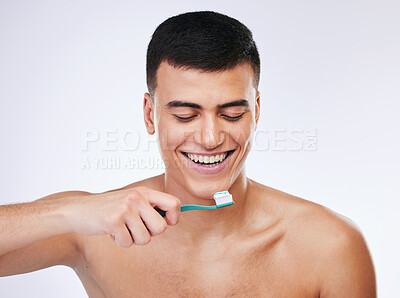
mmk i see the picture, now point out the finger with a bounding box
[139,204,168,236]
[143,189,181,226]
[111,224,134,248]
[163,200,181,226]
[125,216,152,245]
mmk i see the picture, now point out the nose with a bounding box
[197,114,224,149]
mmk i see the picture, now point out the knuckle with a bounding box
[171,216,179,225]
[124,196,145,212]
[111,231,133,248]
[126,190,141,204]
[135,235,151,245]
[120,239,133,248]
[113,238,122,247]
[172,197,181,208]
[143,236,151,245]
[161,221,168,231]
[169,218,178,226]
[126,188,150,208]
[154,221,168,235]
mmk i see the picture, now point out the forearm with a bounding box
[0,199,71,256]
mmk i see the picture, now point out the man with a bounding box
[0,11,375,297]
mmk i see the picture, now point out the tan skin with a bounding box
[0,62,376,297]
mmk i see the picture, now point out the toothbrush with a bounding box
[156,190,234,217]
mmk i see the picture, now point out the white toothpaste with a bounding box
[213,190,233,205]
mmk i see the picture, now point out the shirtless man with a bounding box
[0,11,376,297]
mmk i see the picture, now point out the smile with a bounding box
[182,150,235,167]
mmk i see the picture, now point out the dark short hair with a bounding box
[146,11,260,98]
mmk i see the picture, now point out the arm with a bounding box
[0,191,88,256]
[0,191,90,277]
[319,223,376,298]
[0,187,181,277]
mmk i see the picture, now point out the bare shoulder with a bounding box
[250,179,376,297]
[295,202,376,297]
[250,179,369,247]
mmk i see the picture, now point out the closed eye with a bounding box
[221,113,244,121]
[174,113,245,122]
[174,115,197,122]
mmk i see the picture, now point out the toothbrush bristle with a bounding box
[213,191,233,206]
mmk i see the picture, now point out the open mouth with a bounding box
[182,150,235,167]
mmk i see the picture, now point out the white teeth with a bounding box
[185,151,230,164]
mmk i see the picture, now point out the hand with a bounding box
[62,186,181,247]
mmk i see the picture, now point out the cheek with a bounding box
[230,122,254,148]
[157,120,188,152]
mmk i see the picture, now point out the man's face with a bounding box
[144,61,260,199]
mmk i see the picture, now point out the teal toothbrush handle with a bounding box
[157,202,234,217]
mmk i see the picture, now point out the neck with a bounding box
[160,171,252,246]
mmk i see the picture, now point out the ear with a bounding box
[143,93,155,135]
[254,91,260,129]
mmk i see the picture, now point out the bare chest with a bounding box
[76,235,318,298]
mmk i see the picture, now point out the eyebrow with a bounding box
[166,101,202,109]
[217,99,249,109]
[166,99,249,110]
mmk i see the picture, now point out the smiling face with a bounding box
[143,61,260,199]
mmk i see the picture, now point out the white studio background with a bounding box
[0,1,398,297]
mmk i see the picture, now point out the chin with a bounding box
[185,179,232,200]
